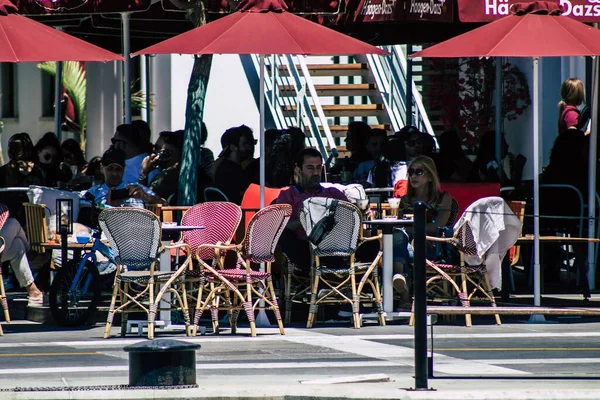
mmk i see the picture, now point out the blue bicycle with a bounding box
[49,195,116,326]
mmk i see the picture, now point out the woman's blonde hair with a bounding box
[404,155,442,206]
[558,78,585,129]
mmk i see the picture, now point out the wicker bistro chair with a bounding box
[179,202,242,336]
[0,203,11,332]
[192,204,291,337]
[409,197,521,327]
[300,198,385,329]
[99,208,192,339]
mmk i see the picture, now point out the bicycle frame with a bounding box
[69,238,116,294]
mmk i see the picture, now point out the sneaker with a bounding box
[27,293,43,308]
[97,261,117,276]
[393,274,409,302]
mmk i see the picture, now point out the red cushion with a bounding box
[440,183,501,219]
[240,184,287,230]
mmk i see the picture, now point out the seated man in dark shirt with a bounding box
[276,148,347,272]
[213,125,255,205]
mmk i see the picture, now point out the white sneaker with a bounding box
[97,261,117,276]
[393,274,409,301]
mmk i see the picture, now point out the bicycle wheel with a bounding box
[49,259,102,326]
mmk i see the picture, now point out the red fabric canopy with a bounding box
[411,1,600,58]
[133,0,387,56]
[0,0,123,62]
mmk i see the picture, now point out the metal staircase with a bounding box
[240,45,437,162]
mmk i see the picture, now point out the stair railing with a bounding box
[366,45,435,137]
[242,54,337,165]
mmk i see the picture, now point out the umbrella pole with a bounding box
[54,61,63,142]
[495,58,502,184]
[256,53,271,328]
[588,54,599,292]
[530,57,545,322]
[122,12,132,124]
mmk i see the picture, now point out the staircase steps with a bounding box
[314,124,392,137]
[278,83,378,97]
[277,63,371,77]
[283,104,385,118]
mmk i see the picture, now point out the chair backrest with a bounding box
[145,203,163,219]
[22,203,48,253]
[181,202,242,260]
[446,196,460,227]
[539,183,584,237]
[441,182,501,220]
[507,200,526,266]
[204,187,230,202]
[299,198,361,257]
[242,204,291,263]
[0,203,9,231]
[98,208,161,269]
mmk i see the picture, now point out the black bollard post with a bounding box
[413,201,429,390]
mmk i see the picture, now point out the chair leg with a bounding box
[180,282,191,336]
[267,275,285,335]
[245,278,256,337]
[350,270,360,329]
[409,300,415,326]
[147,280,156,340]
[120,283,129,337]
[306,271,320,328]
[483,273,501,326]
[104,279,121,339]
[460,272,472,327]
[284,266,292,325]
[0,274,10,323]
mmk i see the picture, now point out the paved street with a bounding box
[0,311,598,399]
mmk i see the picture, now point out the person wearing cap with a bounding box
[138,130,183,202]
[85,147,165,208]
[111,124,149,185]
[213,125,256,204]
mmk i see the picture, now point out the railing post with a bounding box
[406,44,413,127]
[412,201,429,390]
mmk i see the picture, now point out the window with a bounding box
[41,67,55,118]
[0,63,17,118]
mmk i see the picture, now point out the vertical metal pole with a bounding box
[54,61,64,142]
[406,45,413,127]
[495,58,502,183]
[145,55,151,124]
[532,58,543,310]
[256,53,270,327]
[588,47,599,291]
[122,12,132,124]
[413,201,428,389]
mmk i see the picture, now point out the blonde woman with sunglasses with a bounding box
[392,155,454,309]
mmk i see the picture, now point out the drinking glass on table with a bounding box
[388,198,401,218]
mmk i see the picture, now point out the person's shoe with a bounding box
[97,261,117,276]
[393,274,409,302]
[27,293,43,307]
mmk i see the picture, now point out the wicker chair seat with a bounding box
[426,260,486,273]
[116,270,184,284]
[317,261,373,275]
[218,268,270,282]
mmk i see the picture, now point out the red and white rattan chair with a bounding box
[193,204,291,337]
[179,202,242,336]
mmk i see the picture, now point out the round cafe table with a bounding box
[363,218,414,315]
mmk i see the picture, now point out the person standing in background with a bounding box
[558,78,585,134]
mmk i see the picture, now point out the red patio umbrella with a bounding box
[0,0,124,62]
[410,0,600,310]
[133,0,387,206]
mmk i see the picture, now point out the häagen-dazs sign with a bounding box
[406,0,454,22]
[358,0,397,22]
[459,0,600,22]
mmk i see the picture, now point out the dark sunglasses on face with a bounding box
[408,168,426,177]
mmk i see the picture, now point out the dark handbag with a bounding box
[435,226,459,265]
[308,199,338,246]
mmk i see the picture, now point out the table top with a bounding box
[363,218,414,226]
[40,241,94,250]
[365,187,394,193]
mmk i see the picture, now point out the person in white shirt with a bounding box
[111,124,149,185]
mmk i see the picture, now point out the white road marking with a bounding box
[283,331,529,375]
[478,358,600,365]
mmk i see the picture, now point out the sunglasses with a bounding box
[406,139,424,147]
[408,168,426,177]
